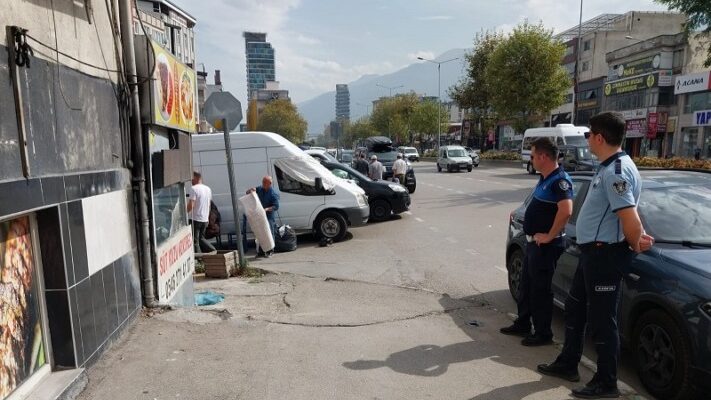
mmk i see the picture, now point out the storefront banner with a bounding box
[625,119,646,138]
[487,130,495,143]
[647,113,658,139]
[1,217,46,398]
[613,53,661,79]
[693,109,711,127]
[658,70,673,87]
[149,40,197,133]
[657,112,668,133]
[156,226,194,303]
[621,108,648,120]
[674,71,711,95]
[604,73,658,96]
[667,116,677,133]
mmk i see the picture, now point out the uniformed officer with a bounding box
[537,112,654,399]
[500,137,573,346]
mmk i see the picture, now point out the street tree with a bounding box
[655,0,711,67]
[485,21,570,132]
[409,99,448,147]
[256,99,308,143]
[347,117,378,146]
[370,93,419,144]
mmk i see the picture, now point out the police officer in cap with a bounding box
[500,137,573,346]
[537,112,654,399]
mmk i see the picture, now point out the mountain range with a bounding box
[296,48,469,135]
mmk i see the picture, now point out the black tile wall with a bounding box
[68,286,85,366]
[0,179,43,216]
[103,263,120,334]
[67,200,89,283]
[75,277,97,361]
[41,176,67,206]
[64,174,81,202]
[114,256,129,323]
[90,273,109,345]
[37,207,67,290]
[45,290,75,368]
[60,203,76,287]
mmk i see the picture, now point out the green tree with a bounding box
[485,21,571,132]
[656,0,711,67]
[409,99,448,146]
[370,93,419,143]
[256,99,307,143]
[347,117,378,146]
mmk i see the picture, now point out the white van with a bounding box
[521,124,589,174]
[192,131,369,242]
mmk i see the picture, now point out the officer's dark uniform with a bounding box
[514,166,573,339]
[555,151,641,387]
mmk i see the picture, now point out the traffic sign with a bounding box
[204,92,243,131]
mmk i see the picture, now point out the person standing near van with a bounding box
[500,138,573,347]
[354,153,369,175]
[392,153,407,185]
[537,112,654,399]
[368,155,383,181]
[187,171,216,254]
[245,176,280,258]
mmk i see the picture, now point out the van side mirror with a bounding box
[315,177,324,191]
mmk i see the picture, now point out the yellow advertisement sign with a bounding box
[151,41,197,133]
[604,73,657,97]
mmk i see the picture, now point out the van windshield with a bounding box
[447,149,467,157]
[565,136,588,146]
[577,147,596,160]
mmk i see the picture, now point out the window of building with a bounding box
[565,45,575,57]
[684,91,711,114]
[583,40,591,51]
[581,61,589,72]
[680,127,699,157]
[672,49,684,73]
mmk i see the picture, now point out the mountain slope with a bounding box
[297,48,468,134]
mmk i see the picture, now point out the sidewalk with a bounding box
[76,270,639,400]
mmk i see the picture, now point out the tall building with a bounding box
[134,0,197,66]
[244,32,276,99]
[335,84,350,121]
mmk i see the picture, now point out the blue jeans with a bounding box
[242,214,276,252]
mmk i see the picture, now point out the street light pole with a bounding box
[418,56,459,152]
[376,83,403,97]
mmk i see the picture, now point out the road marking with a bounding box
[477,179,487,182]
[446,188,453,191]
[481,197,492,201]
[403,211,412,215]
[456,190,464,194]
[468,193,477,197]
[445,237,458,243]
[428,226,439,232]
[436,186,443,189]
[465,249,479,256]
[415,217,424,222]
[494,265,508,274]
[465,177,473,180]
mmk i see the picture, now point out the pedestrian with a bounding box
[354,153,369,175]
[392,153,407,185]
[368,154,383,181]
[500,137,573,347]
[187,171,216,255]
[244,176,280,258]
[537,112,654,399]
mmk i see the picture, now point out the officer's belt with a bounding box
[578,241,628,251]
[525,234,564,243]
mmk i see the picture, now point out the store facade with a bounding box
[673,70,711,159]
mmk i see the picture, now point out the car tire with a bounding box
[474,163,479,168]
[447,165,453,173]
[527,162,536,175]
[370,199,392,221]
[633,309,693,400]
[467,166,472,172]
[507,247,525,303]
[315,210,348,242]
[437,163,442,172]
[407,183,416,194]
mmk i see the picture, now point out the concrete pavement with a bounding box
[76,269,646,400]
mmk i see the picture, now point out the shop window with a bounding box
[0,216,48,398]
[153,183,188,247]
[681,127,699,158]
[684,91,711,114]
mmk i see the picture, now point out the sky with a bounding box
[172,0,671,105]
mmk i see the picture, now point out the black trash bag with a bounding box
[205,201,221,239]
[274,224,297,252]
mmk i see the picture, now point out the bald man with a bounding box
[244,176,280,257]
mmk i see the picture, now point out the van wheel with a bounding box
[437,163,442,172]
[315,211,347,242]
[633,309,693,400]
[407,183,416,194]
[467,166,473,172]
[447,165,453,173]
[527,162,536,175]
[507,248,524,303]
[370,199,391,221]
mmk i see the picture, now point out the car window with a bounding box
[274,165,327,196]
[331,168,349,180]
[570,179,590,224]
[639,185,711,242]
[447,149,467,157]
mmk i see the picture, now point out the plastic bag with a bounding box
[274,224,297,252]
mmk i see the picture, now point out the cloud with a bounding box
[295,34,321,45]
[408,51,436,61]
[417,15,453,21]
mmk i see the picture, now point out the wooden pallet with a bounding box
[201,250,239,278]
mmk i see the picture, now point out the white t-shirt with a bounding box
[189,183,212,222]
[392,159,407,175]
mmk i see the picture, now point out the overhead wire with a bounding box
[49,0,83,111]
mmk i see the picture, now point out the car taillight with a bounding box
[702,302,711,318]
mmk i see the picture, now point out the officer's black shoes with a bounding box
[571,381,620,399]
[521,334,553,346]
[499,323,531,337]
[537,361,580,382]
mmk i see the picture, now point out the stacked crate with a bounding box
[202,251,238,278]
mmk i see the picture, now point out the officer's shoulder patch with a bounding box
[558,179,570,191]
[612,179,628,195]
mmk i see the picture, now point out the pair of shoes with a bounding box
[537,361,580,382]
[521,334,553,346]
[256,251,265,258]
[264,251,273,258]
[571,381,620,398]
[499,323,531,337]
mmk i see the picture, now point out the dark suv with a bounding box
[506,170,711,400]
[357,137,416,193]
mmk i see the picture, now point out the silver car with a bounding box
[437,145,473,172]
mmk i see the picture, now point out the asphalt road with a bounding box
[259,160,652,398]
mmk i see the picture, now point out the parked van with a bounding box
[192,132,369,242]
[521,124,589,174]
[437,145,473,172]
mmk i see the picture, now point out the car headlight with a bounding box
[388,184,407,192]
[357,193,368,207]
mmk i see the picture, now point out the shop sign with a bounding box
[487,130,495,143]
[577,99,598,109]
[693,109,711,127]
[0,216,47,398]
[647,113,658,139]
[658,70,673,87]
[138,39,197,133]
[667,116,677,133]
[656,112,668,132]
[604,73,657,96]
[625,119,646,138]
[613,53,661,79]
[674,71,711,95]
[156,226,194,303]
[621,108,648,120]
